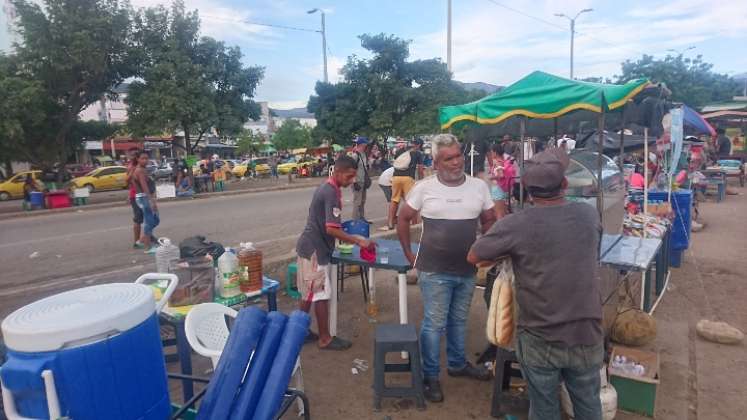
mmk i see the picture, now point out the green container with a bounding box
[609,346,659,417]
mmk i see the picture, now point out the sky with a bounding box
[2,0,746,109]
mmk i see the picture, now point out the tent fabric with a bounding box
[439,71,650,130]
[682,105,716,136]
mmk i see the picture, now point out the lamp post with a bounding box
[667,46,695,56]
[554,8,593,80]
[307,8,328,83]
[447,0,452,73]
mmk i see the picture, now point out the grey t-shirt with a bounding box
[295,181,342,265]
[470,201,603,347]
[406,175,494,276]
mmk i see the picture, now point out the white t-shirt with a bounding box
[378,167,395,187]
[406,175,494,275]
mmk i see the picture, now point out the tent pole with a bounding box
[619,104,626,171]
[519,118,526,208]
[643,127,649,215]
[553,118,558,143]
[597,112,605,222]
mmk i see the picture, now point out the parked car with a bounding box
[232,158,271,178]
[69,166,128,193]
[66,164,95,178]
[0,171,43,200]
[277,157,317,175]
[153,162,174,181]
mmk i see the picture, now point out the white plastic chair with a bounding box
[184,303,305,415]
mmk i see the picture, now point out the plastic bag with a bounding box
[486,259,515,348]
[179,235,225,261]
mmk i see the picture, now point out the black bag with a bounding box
[179,235,225,261]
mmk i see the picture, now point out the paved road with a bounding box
[0,182,389,318]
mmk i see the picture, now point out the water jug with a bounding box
[156,237,180,273]
[217,248,241,298]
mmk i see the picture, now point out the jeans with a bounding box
[418,271,476,379]
[135,194,160,236]
[516,330,604,420]
[352,188,366,219]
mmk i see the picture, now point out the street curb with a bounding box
[0,180,321,221]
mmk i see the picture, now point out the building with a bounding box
[1,0,18,52]
[79,83,129,123]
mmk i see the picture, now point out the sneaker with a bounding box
[377,225,395,232]
[133,241,145,249]
[145,246,159,255]
[447,362,491,381]
[423,378,444,402]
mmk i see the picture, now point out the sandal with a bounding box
[320,336,352,351]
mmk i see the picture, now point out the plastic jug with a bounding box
[156,237,180,273]
[217,248,241,298]
[238,242,263,293]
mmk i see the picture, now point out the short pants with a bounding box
[491,185,507,201]
[379,185,392,202]
[131,199,144,224]
[296,252,331,302]
[391,176,415,204]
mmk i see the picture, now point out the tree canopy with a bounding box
[617,54,740,109]
[1,0,135,176]
[271,119,314,151]
[126,0,264,155]
[307,33,482,144]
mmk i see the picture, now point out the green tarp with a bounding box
[440,71,650,129]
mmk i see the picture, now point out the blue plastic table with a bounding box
[330,239,418,337]
[160,277,279,402]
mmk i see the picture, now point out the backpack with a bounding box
[393,150,412,171]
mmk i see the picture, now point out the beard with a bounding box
[438,165,466,183]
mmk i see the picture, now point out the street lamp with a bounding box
[667,46,695,56]
[307,8,328,83]
[554,8,593,80]
[447,0,452,73]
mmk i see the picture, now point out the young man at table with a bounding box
[296,155,373,351]
[468,148,603,420]
[397,133,497,402]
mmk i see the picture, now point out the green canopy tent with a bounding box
[439,71,653,213]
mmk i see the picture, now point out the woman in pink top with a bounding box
[629,164,646,189]
[488,144,514,218]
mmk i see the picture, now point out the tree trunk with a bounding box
[183,124,194,184]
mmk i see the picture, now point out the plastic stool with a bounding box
[286,262,301,299]
[372,324,425,411]
[490,347,528,418]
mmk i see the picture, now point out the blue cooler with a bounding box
[342,219,370,238]
[0,283,171,420]
[29,191,45,209]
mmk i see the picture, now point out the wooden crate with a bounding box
[609,346,659,417]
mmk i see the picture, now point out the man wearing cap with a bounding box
[351,136,371,220]
[468,148,604,420]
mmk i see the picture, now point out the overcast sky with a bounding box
[2,0,746,109]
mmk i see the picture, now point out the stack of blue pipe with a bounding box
[195,306,311,420]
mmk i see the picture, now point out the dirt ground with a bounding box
[168,182,746,420]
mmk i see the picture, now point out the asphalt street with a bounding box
[0,182,389,318]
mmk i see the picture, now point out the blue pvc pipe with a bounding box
[196,307,267,420]
[228,311,288,420]
[252,310,311,420]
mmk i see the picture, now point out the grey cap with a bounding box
[522,148,569,189]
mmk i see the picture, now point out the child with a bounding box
[213,161,226,192]
[295,155,373,350]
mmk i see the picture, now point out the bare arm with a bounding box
[325,226,372,249]
[479,208,497,233]
[396,202,419,265]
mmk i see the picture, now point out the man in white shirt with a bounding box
[397,133,497,403]
[378,166,394,203]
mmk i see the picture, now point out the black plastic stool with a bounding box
[373,324,426,411]
[490,347,527,418]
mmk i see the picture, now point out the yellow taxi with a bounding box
[277,157,316,175]
[69,166,129,193]
[232,158,271,178]
[0,171,42,201]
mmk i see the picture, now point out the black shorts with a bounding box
[131,199,144,224]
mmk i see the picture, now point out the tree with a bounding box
[307,33,481,143]
[271,119,313,151]
[127,1,264,157]
[236,128,264,157]
[5,0,136,178]
[617,54,740,109]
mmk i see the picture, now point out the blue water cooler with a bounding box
[0,283,171,420]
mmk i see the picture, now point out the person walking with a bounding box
[133,151,160,254]
[397,133,497,402]
[468,148,604,420]
[125,148,144,249]
[351,136,371,221]
[386,138,425,230]
[296,155,372,350]
[378,166,394,205]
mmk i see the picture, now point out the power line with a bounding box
[202,14,320,33]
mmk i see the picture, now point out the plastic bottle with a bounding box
[217,248,241,298]
[238,242,263,293]
[155,238,180,273]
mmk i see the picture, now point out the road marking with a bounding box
[0,226,129,249]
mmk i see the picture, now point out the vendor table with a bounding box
[330,239,419,338]
[159,277,279,402]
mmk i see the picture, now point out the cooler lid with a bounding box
[2,283,156,352]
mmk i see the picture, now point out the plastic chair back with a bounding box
[185,303,238,368]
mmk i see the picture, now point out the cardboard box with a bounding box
[609,346,659,417]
